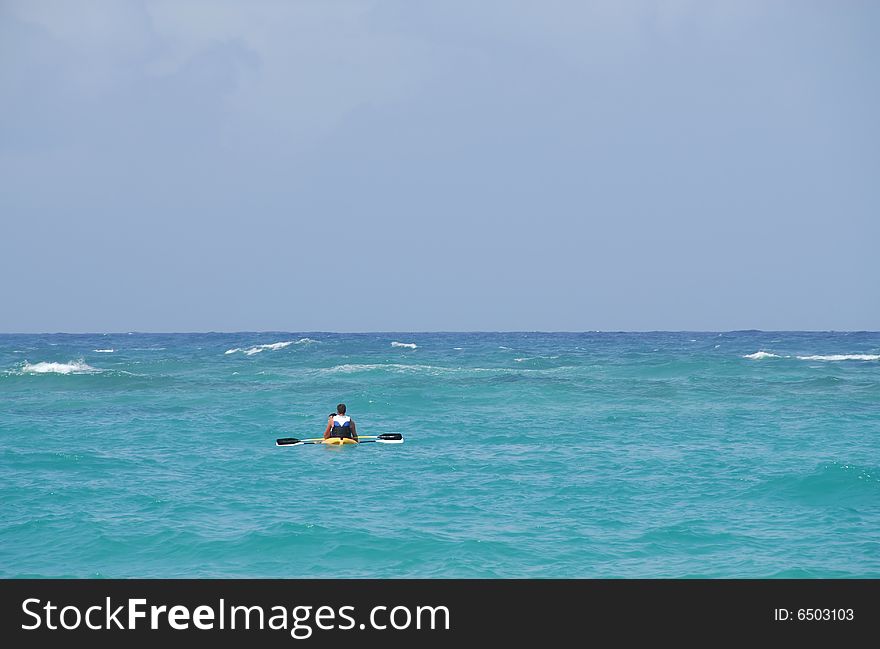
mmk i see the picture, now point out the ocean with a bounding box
[1,331,878,578]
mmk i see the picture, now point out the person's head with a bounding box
[336,403,346,415]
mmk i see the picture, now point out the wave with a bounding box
[94,349,115,353]
[246,342,293,355]
[321,363,504,376]
[225,338,317,356]
[20,360,99,375]
[391,341,417,349]
[319,363,562,378]
[325,363,439,375]
[748,462,879,507]
[744,350,878,362]
[743,351,783,360]
[514,355,560,362]
[796,354,880,362]
[225,341,292,356]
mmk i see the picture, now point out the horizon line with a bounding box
[2,329,879,335]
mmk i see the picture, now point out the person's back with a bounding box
[324,403,357,440]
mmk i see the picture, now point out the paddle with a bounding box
[358,433,404,445]
[275,433,403,447]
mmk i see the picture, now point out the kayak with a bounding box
[276,433,403,447]
[322,437,358,446]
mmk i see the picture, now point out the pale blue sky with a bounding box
[1,0,878,332]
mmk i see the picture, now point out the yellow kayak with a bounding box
[322,437,358,446]
[275,434,402,447]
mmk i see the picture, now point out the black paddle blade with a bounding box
[377,433,403,441]
[276,437,302,446]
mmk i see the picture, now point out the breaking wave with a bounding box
[20,360,99,375]
[744,351,879,362]
[225,338,319,356]
[796,354,880,362]
[743,351,783,360]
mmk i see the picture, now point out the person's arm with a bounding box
[350,419,358,441]
[323,416,333,439]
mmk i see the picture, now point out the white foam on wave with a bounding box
[226,338,317,356]
[20,360,99,374]
[743,350,879,362]
[244,342,292,355]
[796,354,880,362]
[391,341,417,349]
[223,340,293,356]
[322,363,502,376]
[321,363,558,376]
[743,351,783,360]
[94,349,115,353]
[327,363,433,374]
[514,355,560,362]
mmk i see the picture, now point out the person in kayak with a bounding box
[323,403,358,441]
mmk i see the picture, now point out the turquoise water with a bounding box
[1,332,878,578]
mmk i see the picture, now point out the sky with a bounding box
[1,0,878,332]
